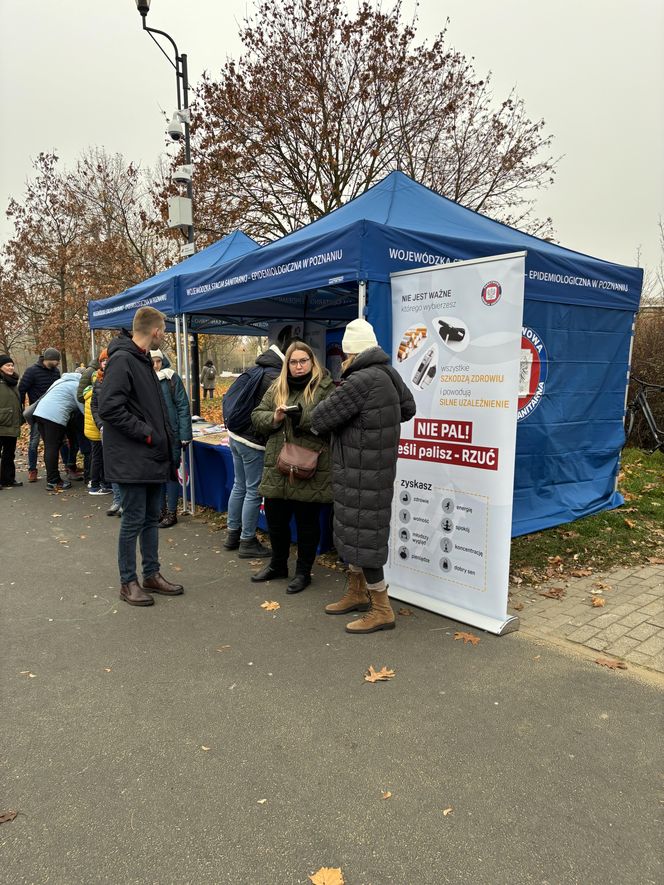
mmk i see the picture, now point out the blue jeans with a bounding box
[162,479,181,512]
[227,438,265,540]
[117,483,162,584]
[111,483,122,507]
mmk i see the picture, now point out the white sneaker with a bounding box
[89,487,112,496]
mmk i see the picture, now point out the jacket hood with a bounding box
[61,372,82,382]
[256,346,285,372]
[344,347,389,376]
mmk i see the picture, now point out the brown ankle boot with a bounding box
[345,586,395,633]
[120,580,155,606]
[325,570,371,614]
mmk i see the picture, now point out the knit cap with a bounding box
[150,349,164,360]
[342,318,378,355]
[0,354,13,368]
[43,348,61,361]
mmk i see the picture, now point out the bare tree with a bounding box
[186,0,556,243]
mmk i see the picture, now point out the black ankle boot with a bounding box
[159,509,177,528]
[238,535,271,558]
[224,528,241,550]
[286,573,311,594]
[251,564,289,583]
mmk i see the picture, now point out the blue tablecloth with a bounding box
[191,438,333,552]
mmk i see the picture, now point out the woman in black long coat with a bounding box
[311,319,416,633]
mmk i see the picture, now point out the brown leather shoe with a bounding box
[120,580,155,606]
[142,572,184,595]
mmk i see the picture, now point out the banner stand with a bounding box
[389,585,520,635]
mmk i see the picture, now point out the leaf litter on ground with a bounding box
[309,868,344,885]
[364,665,395,683]
[454,631,480,646]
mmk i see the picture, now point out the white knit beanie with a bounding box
[342,318,378,355]
[150,349,164,360]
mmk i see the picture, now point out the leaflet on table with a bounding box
[386,252,526,634]
[192,423,226,436]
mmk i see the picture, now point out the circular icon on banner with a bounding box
[399,528,410,543]
[518,326,549,421]
[440,537,453,553]
[441,498,455,514]
[441,517,454,533]
[398,546,410,561]
[439,556,452,573]
[481,280,502,306]
[399,490,411,505]
[399,509,411,524]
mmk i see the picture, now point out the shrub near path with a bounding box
[509,448,664,588]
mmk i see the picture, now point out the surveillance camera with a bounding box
[167,113,184,141]
[173,165,193,184]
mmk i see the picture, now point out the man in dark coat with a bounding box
[18,347,64,482]
[98,307,184,607]
[311,318,416,633]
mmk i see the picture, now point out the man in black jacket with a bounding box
[98,307,184,607]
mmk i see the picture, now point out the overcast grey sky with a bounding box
[1,0,662,271]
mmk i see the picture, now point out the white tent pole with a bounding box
[175,315,183,376]
[90,329,97,360]
[181,316,196,515]
[358,280,367,317]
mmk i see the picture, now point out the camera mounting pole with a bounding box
[135,0,200,416]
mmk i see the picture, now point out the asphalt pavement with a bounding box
[2,479,662,885]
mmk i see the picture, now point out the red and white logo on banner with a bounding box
[481,280,502,306]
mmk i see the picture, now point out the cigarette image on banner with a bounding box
[410,344,438,390]
[434,316,470,353]
[397,324,428,362]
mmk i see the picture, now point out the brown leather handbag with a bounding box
[277,443,320,483]
[277,429,322,483]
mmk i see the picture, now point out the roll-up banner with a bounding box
[387,252,526,635]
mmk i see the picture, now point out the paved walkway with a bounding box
[509,563,664,674]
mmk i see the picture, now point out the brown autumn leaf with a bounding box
[454,631,480,646]
[309,868,345,885]
[647,556,664,564]
[624,518,636,529]
[511,601,524,611]
[591,597,606,608]
[539,587,566,600]
[51,513,62,518]
[398,607,414,617]
[442,806,454,816]
[261,600,281,612]
[79,534,87,540]
[364,665,396,683]
[594,582,611,590]
[216,645,231,652]
[0,810,18,824]
[201,745,211,751]
[595,657,627,671]
[381,791,392,800]
[172,564,183,572]
[103,667,112,672]
[569,568,593,577]
[547,555,563,563]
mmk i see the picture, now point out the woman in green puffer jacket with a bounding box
[0,355,24,489]
[250,341,334,594]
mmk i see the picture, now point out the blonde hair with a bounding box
[272,341,323,405]
[133,306,166,335]
[341,353,357,373]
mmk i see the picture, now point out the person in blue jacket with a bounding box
[150,349,192,528]
[33,371,85,490]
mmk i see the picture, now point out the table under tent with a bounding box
[88,171,643,537]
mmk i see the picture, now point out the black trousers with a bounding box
[0,435,17,485]
[203,387,214,398]
[264,497,322,576]
[36,418,67,484]
[90,440,106,488]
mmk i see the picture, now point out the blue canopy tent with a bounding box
[175,171,643,536]
[86,229,259,332]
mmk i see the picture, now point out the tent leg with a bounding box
[181,317,194,515]
[358,280,367,317]
[175,315,183,377]
[90,329,97,361]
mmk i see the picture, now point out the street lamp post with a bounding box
[134,0,201,416]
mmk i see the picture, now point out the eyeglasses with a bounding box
[288,357,311,367]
